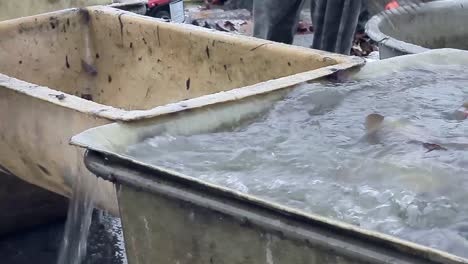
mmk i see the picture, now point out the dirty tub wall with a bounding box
[0,0,113,21]
[366,0,468,59]
[0,0,145,235]
[0,0,120,236]
[0,6,363,214]
[71,49,468,264]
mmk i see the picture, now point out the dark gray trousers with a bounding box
[253,0,305,44]
[253,0,365,55]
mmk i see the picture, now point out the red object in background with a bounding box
[148,0,170,8]
[385,0,400,10]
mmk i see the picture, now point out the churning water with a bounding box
[127,65,468,258]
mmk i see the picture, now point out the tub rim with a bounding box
[366,0,468,56]
[366,10,428,56]
[0,6,364,123]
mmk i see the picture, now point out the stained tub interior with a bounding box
[0,7,341,111]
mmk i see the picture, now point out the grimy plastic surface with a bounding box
[366,0,468,59]
[72,49,468,264]
[0,0,145,235]
[0,0,113,21]
[0,5,362,220]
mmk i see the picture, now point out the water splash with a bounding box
[57,10,99,263]
[57,161,98,264]
[126,64,468,257]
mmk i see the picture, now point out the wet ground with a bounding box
[0,210,125,264]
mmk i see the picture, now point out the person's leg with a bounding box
[336,0,362,54]
[311,0,328,50]
[320,0,345,52]
[253,0,304,44]
[356,0,369,34]
[268,0,305,44]
[311,0,362,55]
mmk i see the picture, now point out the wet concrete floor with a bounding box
[0,210,125,264]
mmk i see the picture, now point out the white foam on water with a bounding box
[127,64,468,258]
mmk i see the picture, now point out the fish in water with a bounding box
[452,101,468,120]
[422,143,447,153]
[364,113,447,152]
[365,113,385,135]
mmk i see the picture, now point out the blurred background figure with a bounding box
[252,0,368,55]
